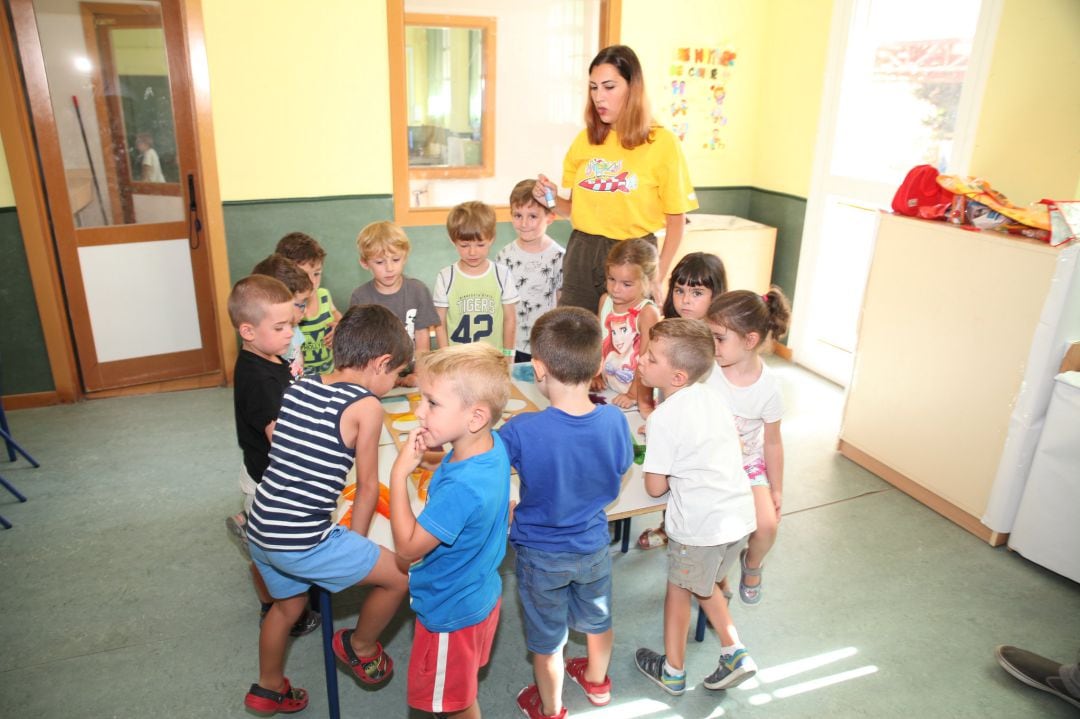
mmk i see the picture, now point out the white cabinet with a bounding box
[660,214,777,293]
[838,214,1061,544]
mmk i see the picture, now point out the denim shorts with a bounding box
[249,525,381,600]
[514,544,613,654]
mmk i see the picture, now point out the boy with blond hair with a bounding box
[389,343,512,719]
[275,232,342,376]
[500,308,633,719]
[634,318,758,695]
[244,305,414,714]
[495,179,565,363]
[433,201,519,358]
[350,221,444,374]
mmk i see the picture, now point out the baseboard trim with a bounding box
[85,371,225,400]
[837,439,1007,547]
[2,390,60,409]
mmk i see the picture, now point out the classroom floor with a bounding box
[1,358,1078,719]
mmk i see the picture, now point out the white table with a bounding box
[358,377,667,551]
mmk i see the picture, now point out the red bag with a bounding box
[891,165,954,220]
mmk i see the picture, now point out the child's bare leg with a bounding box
[250,562,273,604]
[697,587,739,646]
[743,485,778,586]
[534,650,564,716]
[585,627,614,683]
[257,593,307,690]
[349,547,409,656]
[663,582,692,670]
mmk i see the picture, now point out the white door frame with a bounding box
[788,0,1003,384]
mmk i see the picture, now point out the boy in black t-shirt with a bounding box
[227,274,320,636]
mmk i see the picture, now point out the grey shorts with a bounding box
[667,536,748,597]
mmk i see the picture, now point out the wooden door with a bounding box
[10,0,219,392]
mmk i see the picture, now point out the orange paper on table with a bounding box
[337,481,391,526]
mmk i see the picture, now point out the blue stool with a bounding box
[0,402,40,468]
[0,387,38,528]
[316,587,341,719]
[0,474,27,529]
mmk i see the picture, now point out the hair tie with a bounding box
[761,293,769,304]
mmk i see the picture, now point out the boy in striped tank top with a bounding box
[389,344,513,719]
[243,305,413,715]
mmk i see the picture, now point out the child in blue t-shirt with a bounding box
[389,343,513,718]
[500,307,634,719]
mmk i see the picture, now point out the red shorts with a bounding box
[407,599,501,714]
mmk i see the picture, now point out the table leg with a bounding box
[620,518,631,554]
[318,588,340,719]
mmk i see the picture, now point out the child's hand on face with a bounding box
[392,427,427,478]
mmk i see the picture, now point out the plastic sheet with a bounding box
[1008,372,1080,582]
[982,243,1080,532]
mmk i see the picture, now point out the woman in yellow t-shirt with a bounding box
[536,45,698,312]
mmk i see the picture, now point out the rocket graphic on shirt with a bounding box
[579,158,638,193]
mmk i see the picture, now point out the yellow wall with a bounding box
[201,0,393,201]
[754,0,834,197]
[621,0,766,188]
[112,28,169,76]
[0,135,13,207]
[969,0,1080,205]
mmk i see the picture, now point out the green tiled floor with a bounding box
[1,360,1077,718]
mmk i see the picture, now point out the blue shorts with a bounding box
[249,525,381,600]
[514,544,612,655]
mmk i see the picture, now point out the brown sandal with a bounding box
[637,527,668,550]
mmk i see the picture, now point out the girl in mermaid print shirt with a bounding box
[596,238,661,407]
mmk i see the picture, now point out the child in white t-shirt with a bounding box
[634,318,757,696]
[705,287,792,605]
[495,179,564,363]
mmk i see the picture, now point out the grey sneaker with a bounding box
[704,648,757,691]
[995,645,1080,710]
[635,648,686,696]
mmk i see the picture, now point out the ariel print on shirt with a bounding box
[578,158,638,194]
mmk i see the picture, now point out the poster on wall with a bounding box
[665,46,736,151]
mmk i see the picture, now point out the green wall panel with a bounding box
[747,188,806,304]
[0,208,54,395]
[0,186,803,396]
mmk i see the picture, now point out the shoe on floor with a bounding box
[226,513,249,553]
[635,648,685,696]
[995,645,1080,710]
[738,548,763,605]
[516,684,567,719]
[289,607,321,637]
[244,677,308,714]
[703,647,758,691]
[332,629,393,685]
[566,656,611,706]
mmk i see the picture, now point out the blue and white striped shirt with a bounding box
[247,378,372,551]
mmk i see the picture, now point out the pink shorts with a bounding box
[407,599,501,714]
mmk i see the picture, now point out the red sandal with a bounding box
[332,629,393,685]
[244,677,308,714]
